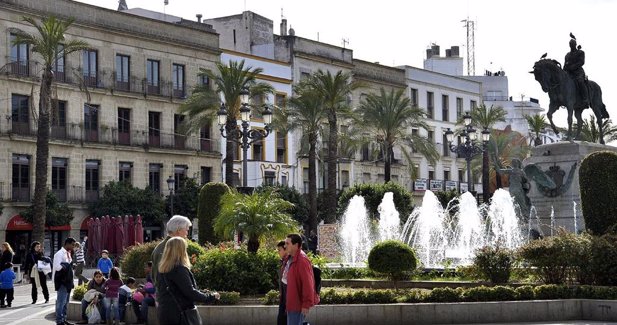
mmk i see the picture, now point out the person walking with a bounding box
[284,234,319,325]
[103,267,123,325]
[276,240,289,325]
[0,262,16,308]
[97,250,113,278]
[73,242,88,285]
[23,241,50,304]
[155,237,219,325]
[53,237,76,325]
[0,243,14,271]
[151,215,191,285]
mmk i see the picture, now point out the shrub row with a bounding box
[120,239,206,278]
[263,285,617,305]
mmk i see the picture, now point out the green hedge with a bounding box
[473,246,514,284]
[120,239,206,278]
[192,247,279,295]
[580,151,617,235]
[197,182,231,245]
[368,240,416,281]
[338,182,414,224]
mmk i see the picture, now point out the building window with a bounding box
[281,175,288,186]
[275,93,287,108]
[252,136,264,161]
[200,125,211,151]
[174,165,188,190]
[470,100,477,110]
[276,131,287,163]
[264,171,276,186]
[174,114,186,149]
[115,54,130,91]
[199,74,209,87]
[84,104,99,142]
[201,167,212,185]
[51,100,67,139]
[456,97,463,119]
[300,72,310,80]
[410,88,418,107]
[9,33,29,76]
[117,108,131,145]
[426,91,434,119]
[459,168,464,182]
[148,111,161,147]
[444,170,450,181]
[149,164,161,193]
[82,49,98,87]
[52,158,67,202]
[172,63,185,98]
[303,168,309,193]
[54,44,66,82]
[12,154,30,202]
[428,130,434,144]
[119,162,132,184]
[361,144,370,161]
[428,170,434,181]
[11,94,30,135]
[85,160,100,203]
[232,172,241,188]
[442,95,449,122]
[341,170,350,189]
[146,59,160,94]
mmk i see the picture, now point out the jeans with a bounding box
[104,297,120,321]
[132,296,155,322]
[55,285,71,324]
[287,311,305,325]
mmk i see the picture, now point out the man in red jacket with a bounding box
[283,233,318,325]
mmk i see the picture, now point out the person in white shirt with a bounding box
[53,237,76,325]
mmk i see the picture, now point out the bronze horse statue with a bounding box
[530,58,609,144]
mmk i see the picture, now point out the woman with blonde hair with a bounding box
[0,243,14,271]
[155,237,219,325]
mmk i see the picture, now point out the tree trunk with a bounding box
[224,117,236,187]
[32,68,53,245]
[247,235,260,253]
[308,133,318,235]
[325,113,338,223]
[384,143,391,183]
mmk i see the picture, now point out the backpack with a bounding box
[313,266,322,295]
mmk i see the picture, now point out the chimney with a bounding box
[445,49,451,57]
[196,14,202,23]
[451,46,460,57]
[280,18,287,36]
[431,44,440,56]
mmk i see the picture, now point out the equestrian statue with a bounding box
[530,33,609,144]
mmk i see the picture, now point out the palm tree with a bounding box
[525,114,547,146]
[11,16,89,244]
[574,116,617,143]
[357,88,439,182]
[179,60,273,187]
[214,190,299,253]
[301,70,362,223]
[272,86,327,234]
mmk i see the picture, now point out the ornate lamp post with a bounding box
[166,175,175,217]
[444,111,491,200]
[217,87,273,189]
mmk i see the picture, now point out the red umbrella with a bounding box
[135,215,144,244]
[122,215,129,248]
[114,217,124,255]
[109,217,117,254]
[86,218,94,263]
[94,218,102,256]
[128,215,135,246]
[101,216,110,253]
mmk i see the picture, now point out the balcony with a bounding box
[11,184,30,202]
[11,121,33,136]
[1,58,38,78]
[51,125,67,140]
[85,189,99,203]
[52,188,67,202]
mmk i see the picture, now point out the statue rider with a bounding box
[563,35,589,107]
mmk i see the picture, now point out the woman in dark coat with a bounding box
[155,237,220,325]
[23,241,50,304]
[0,242,14,271]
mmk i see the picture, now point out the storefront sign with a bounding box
[430,180,443,191]
[445,180,458,191]
[414,179,427,191]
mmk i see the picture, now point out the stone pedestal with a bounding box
[523,141,617,235]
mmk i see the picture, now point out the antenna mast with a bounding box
[462,18,475,76]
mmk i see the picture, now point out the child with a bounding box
[118,277,136,322]
[73,242,88,285]
[97,250,113,278]
[0,262,16,308]
[103,267,123,325]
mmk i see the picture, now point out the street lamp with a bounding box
[166,175,175,217]
[444,111,491,201]
[217,87,273,189]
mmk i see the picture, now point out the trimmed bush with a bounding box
[215,291,241,305]
[192,247,279,295]
[368,240,417,281]
[197,182,231,245]
[120,239,205,278]
[263,290,280,305]
[463,285,516,302]
[338,182,414,224]
[533,284,573,300]
[515,285,535,300]
[588,234,617,285]
[473,246,514,284]
[72,283,88,301]
[580,151,617,235]
[425,287,462,302]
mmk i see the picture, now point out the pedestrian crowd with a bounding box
[0,214,321,325]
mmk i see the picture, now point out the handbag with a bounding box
[164,273,203,325]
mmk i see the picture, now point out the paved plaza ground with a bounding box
[1,271,616,325]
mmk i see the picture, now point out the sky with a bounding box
[75,0,617,128]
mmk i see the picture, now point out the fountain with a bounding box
[337,189,527,268]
